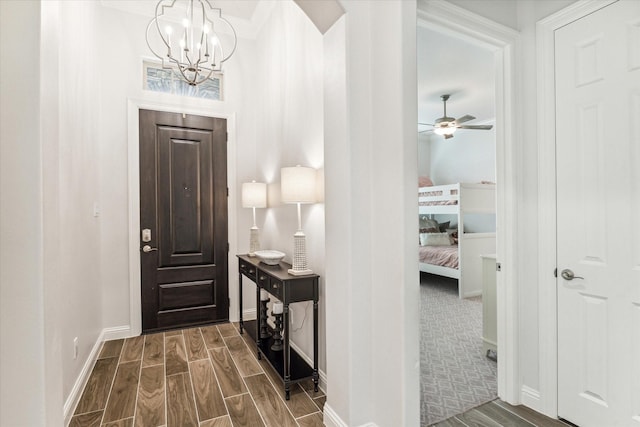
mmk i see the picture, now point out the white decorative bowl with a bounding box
[254,250,285,266]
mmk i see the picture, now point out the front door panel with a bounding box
[140,110,228,332]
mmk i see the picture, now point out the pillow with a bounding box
[420,218,439,231]
[419,227,439,234]
[438,221,450,232]
[423,232,452,246]
[418,176,434,187]
[446,228,459,244]
[419,233,428,246]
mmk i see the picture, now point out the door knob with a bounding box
[561,269,583,281]
[142,245,158,253]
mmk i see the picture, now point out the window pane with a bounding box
[143,61,222,101]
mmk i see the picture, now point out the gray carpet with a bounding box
[420,273,497,426]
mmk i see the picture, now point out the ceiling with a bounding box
[101,0,260,20]
[417,25,496,133]
[101,0,265,38]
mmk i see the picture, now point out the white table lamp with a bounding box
[281,165,316,275]
[242,181,267,256]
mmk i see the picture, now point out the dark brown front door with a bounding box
[139,109,228,333]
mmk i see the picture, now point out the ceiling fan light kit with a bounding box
[433,122,457,137]
[419,94,493,139]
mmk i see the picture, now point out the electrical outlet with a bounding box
[73,337,78,360]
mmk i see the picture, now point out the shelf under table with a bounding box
[243,319,314,383]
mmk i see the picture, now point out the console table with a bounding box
[237,254,319,399]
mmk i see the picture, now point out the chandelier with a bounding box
[146,0,237,86]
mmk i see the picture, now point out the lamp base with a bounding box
[288,268,313,276]
[249,226,260,257]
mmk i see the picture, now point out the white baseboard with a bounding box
[243,308,257,321]
[103,325,132,341]
[462,290,482,298]
[323,403,347,427]
[63,325,133,426]
[323,404,379,427]
[520,385,542,413]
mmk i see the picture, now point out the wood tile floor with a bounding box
[432,400,573,427]
[70,323,325,427]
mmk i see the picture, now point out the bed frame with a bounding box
[419,183,496,298]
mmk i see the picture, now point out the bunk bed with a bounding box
[418,182,496,298]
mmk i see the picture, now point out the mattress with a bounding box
[419,245,459,269]
[418,189,459,206]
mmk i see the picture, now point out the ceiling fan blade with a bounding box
[444,133,454,140]
[418,122,434,126]
[419,129,434,134]
[456,115,476,124]
[458,124,493,130]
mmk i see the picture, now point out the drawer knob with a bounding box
[249,269,254,274]
[260,276,266,281]
[273,283,279,289]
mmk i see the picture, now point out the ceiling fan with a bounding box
[419,94,493,139]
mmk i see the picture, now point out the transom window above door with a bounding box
[143,60,222,101]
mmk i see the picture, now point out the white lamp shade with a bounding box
[242,182,267,208]
[281,166,316,204]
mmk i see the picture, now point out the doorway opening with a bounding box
[138,109,229,333]
[417,22,498,426]
[127,100,238,337]
[416,1,519,424]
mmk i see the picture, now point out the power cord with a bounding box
[290,302,310,332]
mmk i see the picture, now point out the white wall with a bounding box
[324,1,420,426]
[251,0,327,378]
[0,2,47,426]
[2,1,106,425]
[513,0,576,404]
[56,1,104,402]
[428,127,496,184]
[418,134,431,177]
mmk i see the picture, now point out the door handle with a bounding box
[561,269,583,281]
[142,245,158,253]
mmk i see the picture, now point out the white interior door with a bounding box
[556,1,640,426]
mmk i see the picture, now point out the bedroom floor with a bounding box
[420,272,498,426]
[69,322,325,427]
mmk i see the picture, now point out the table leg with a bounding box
[256,282,261,360]
[313,299,319,392]
[239,273,243,334]
[284,303,291,400]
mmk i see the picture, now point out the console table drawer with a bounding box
[257,273,269,287]
[266,278,283,300]
[239,261,257,280]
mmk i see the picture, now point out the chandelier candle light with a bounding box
[280,165,316,276]
[146,0,237,86]
[242,181,267,257]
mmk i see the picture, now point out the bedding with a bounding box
[419,245,459,269]
[418,188,459,206]
[419,176,434,187]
